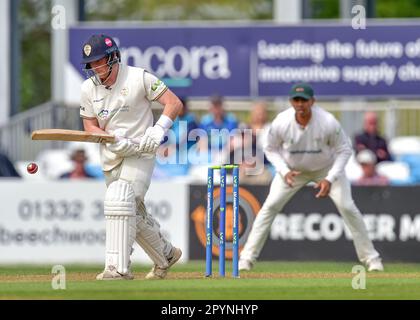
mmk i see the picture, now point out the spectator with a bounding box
[238,159,273,185]
[199,95,238,151]
[354,111,391,163]
[60,149,95,179]
[170,97,198,151]
[0,150,20,177]
[247,101,270,164]
[249,101,271,151]
[229,101,271,175]
[354,149,389,186]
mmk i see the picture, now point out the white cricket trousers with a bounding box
[240,169,380,264]
[104,155,173,267]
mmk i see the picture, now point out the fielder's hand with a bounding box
[314,179,331,198]
[284,170,301,187]
[138,125,165,154]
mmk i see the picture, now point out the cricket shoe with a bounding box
[145,247,182,280]
[96,265,134,280]
[238,259,254,271]
[366,257,384,272]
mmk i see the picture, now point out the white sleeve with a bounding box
[143,71,168,101]
[263,123,290,177]
[325,120,352,183]
[79,82,96,119]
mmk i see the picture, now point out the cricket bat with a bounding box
[31,129,116,144]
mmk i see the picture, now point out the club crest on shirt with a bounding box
[84,44,92,56]
[98,109,109,120]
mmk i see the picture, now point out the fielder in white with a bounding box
[79,34,183,280]
[238,83,384,272]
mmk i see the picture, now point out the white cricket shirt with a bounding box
[79,64,167,171]
[264,106,352,183]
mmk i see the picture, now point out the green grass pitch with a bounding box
[1,261,420,300]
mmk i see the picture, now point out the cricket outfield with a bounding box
[1,261,420,300]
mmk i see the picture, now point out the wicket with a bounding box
[206,164,239,278]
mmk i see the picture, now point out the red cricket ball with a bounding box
[27,162,38,174]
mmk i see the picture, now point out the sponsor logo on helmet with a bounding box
[105,38,113,47]
[84,44,92,56]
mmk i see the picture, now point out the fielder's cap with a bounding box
[289,83,314,100]
[81,34,119,64]
[357,149,377,164]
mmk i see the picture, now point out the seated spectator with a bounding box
[247,101,270,164]
[171,97,198,152]
[354,149,389,186]
[229,102,271,169]
[249,101,271,149]
[199,95,238,152]
[227,148,273,185]
[354,111,391,163]
[0,150,20,177]
[60,149,95,179]
[238,160,273,185]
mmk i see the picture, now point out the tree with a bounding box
[376,0,420,18]
[84,0,273,21]
[20,0,52,112]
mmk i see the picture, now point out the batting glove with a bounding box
[107,137,141,157]
[138,125,165,154]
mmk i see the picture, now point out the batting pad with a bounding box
[135,200,171,268]
[104,180,136,274]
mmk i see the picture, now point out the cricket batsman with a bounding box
[238,83,384,272]
[79,34,182,280]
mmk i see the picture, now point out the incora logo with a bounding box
[120,45,231,80]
